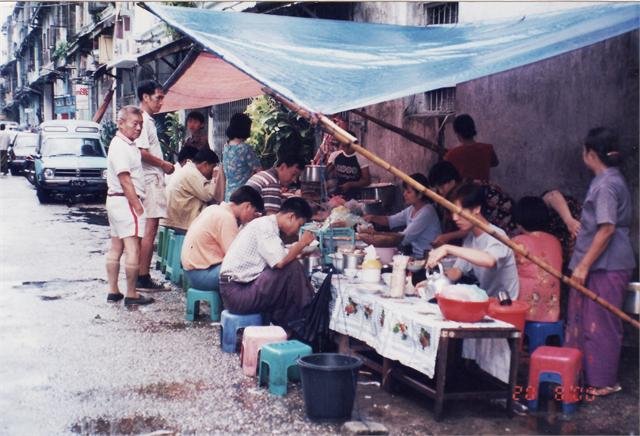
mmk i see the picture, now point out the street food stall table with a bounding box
[313,273,520,421]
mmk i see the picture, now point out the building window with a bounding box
[425,2,458,25]
[405,87,456,117]
[210,98,252,155]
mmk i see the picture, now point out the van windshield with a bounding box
[42,138,105,158]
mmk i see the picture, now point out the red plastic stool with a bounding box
[528,346,582,414]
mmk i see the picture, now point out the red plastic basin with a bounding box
[488,299,530,333]
[437,296,490,323]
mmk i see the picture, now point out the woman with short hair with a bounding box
[222,113,262,201]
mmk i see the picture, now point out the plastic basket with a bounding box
[300,224,355,264]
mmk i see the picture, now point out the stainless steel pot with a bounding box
[624,282,640,314]
[299,254,323,276]
[328,253,344,272]
[361,199,385,215]
[301,165,325,183]
[343,252,364,270]
[358,183,396,211]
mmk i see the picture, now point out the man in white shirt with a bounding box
[134,80,175,290]
[219,197,316,329]
[0,124,11,175]
[105,106,154,306]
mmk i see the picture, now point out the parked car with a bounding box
[34,120,107,204]
[8,132,37,176]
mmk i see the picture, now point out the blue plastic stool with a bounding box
[155,225,167,270]
[525,320,564,354]
[220,310,263,353]
[185,288,223,322]
[528,372,578,414]
[258,340,313,396]
[165,231,185,284]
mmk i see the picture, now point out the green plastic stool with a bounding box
[161,228,174,273]
[181,272,191,291]
[258,340,313,396]
[155,226,167,270]
[165,232,185,284]
[185,288,222,322]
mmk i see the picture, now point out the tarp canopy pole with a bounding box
[264,87,640,331]
[351,109,446,157]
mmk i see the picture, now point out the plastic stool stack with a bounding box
[185,288,223,322]
[528,346,583,414]
[258,340,312,396]
[240,326,288,376]
[220,310,263,353]
[525,320,564,353]
[165,231,186,284]
[155,225,167,270]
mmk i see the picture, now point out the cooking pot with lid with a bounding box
[301,165,325,183]
[358,183,396,211]
[624,282,640,315]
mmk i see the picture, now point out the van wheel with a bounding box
[36,186,52,204]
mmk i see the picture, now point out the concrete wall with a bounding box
[352,2,440,186]
[449,30,639,253]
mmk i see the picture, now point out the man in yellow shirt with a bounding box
[165,149,222,232]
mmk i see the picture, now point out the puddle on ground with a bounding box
[70,415,173,435]
[134,381,208,400]
[15,278,107,289]
[39,295,62,301]
[65,206,108,227]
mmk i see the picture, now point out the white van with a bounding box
[34,120,107,203]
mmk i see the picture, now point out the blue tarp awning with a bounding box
[145,2,639,114]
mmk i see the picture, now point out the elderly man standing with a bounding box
[165,148,221,232]
[105,106,154,306]
[135,80,175,290]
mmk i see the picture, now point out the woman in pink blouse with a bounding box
[512,196,562,322]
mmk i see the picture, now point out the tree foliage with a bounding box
[244,95,315,168]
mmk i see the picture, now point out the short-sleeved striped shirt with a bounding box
[245,168,282,214]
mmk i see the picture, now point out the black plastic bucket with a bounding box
[297,353,363,421]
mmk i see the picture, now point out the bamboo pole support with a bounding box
[351,109,446,157]
[264,87,640,330]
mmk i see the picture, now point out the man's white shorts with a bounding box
[143,174,168,219]
[107,196,146,238]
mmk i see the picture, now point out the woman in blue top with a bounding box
[564,127,635,397]
[222,113,262,201]
[360,173,441,259]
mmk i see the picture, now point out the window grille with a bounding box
[425,2,458,25]
[209,98,252,155]
[405,87,456,117]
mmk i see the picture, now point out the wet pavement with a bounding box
[0,174,638,435]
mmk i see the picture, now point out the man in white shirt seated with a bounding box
[165,148,221,232]
[218,197,316,329]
